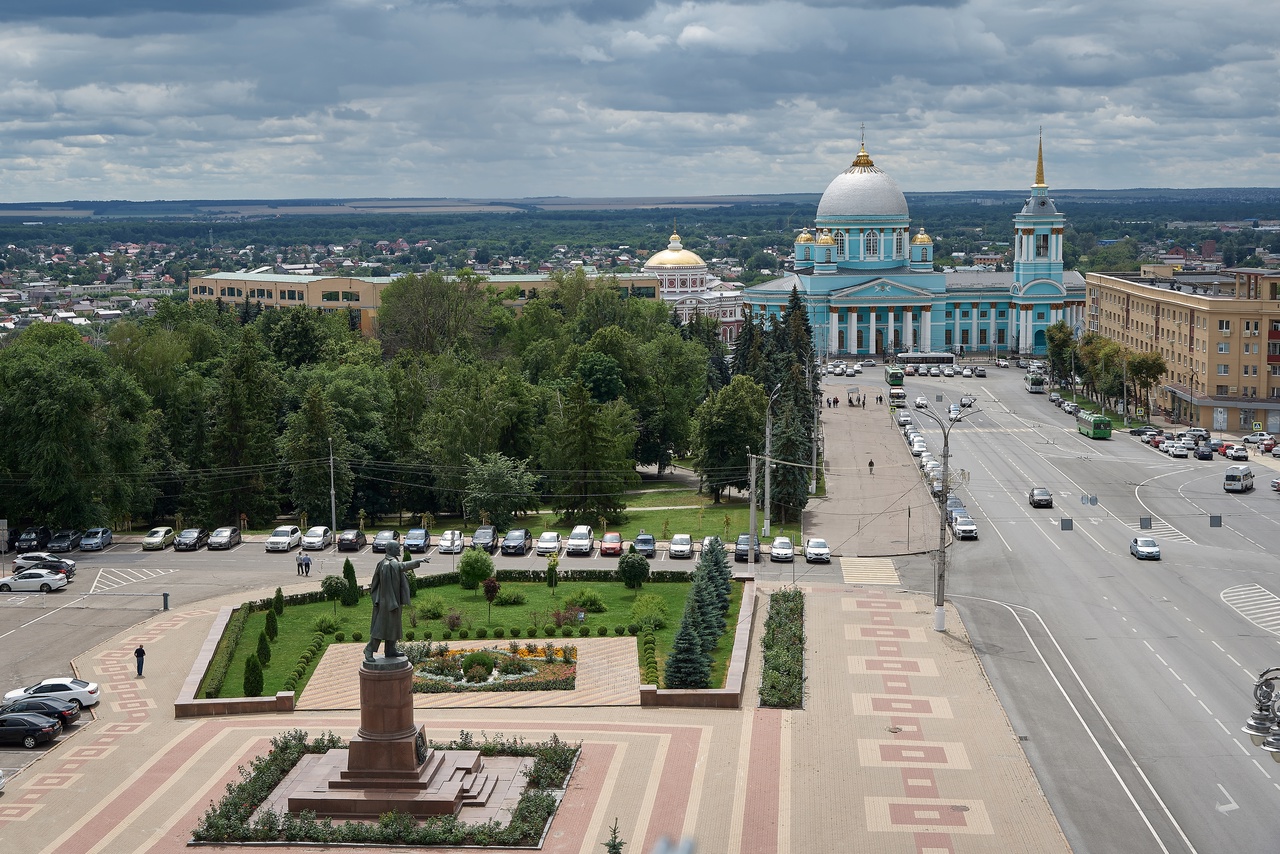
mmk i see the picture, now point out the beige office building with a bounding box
[1086,268,1280,434]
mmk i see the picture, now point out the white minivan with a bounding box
[1225,465,1254,493]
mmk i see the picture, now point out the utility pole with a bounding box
[762,383,782,539]
[328,437,338,534]
[748,450,757,570]
[807,361,819,494]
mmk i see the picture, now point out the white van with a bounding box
[1225,465,1254,493]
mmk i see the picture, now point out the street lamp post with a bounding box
[914,404,979,632]
[763,383,783,540]
[328,437,337,535]
[1242,667,1280,761]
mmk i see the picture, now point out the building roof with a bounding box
[816,145,909,219]
[644,232,706,269]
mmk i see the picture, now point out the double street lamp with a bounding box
[1242,668,1280,761]
[913,402,979,632]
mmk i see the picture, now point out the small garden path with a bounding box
[296,637,642,709]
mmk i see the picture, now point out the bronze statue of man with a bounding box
[363,541,426,661]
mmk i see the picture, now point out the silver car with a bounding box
[264,525,302,552]
[1130,537,1161,560]
[803,538,831,563]
[437,530,464,554]
[668,533,693,559]
[535,531,561,556]
[301,526,333,550]
[80,527,112,550]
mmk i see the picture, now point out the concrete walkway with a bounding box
[0,386,1072,854]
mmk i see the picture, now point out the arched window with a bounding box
[835,231,846,258]
[865,230,879,258]
[895,230,905,257]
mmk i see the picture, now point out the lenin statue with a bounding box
[363,541,426,661]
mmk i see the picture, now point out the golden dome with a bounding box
[644,231,705,269]
[795,228,814,244]
[816,229,836,245]
[912,227,933,245]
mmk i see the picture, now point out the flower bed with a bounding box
[191,729,579,845]
[405,641,577,694]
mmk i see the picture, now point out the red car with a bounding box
[1149,435,1166,449]
[599,532,623,556]
[1219,442,1237,457]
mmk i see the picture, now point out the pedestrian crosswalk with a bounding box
[840,557,900,585]
[1122,518,1195,544]
[1222,584,1280,636]
[90,566,180,593]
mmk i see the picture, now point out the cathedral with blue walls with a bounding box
[743,139,1086,358]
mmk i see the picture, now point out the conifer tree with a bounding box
[664,601,711,689]
[256,630,272,667]
[243,653,264,697]
[265,608,278,641]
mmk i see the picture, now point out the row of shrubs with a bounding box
[201,605,252,699]
[191,730,579,845]
[639,630,659,685]
[400,623,653,642]
[281,633,328,694]
[758,588,805,708]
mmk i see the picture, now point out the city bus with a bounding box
[1076,411,1112,439]
[1024,373,1046,393]
[897,352,956,370]
[885,365,905,387]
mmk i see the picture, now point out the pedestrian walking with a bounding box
[862,396,866,409]
[134,644,146,677]
[303,553,312,576]
[868,459,875,475]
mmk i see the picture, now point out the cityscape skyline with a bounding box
[2,1,1276,202]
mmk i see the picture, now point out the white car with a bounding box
[301,526,333,550]
[914,396,928,409]
[437,530,464,554]
[12,552,75,572]
[929,367,941,377]
[918,452,935,468]
[534,531,561,556]
[769,536,794,562]
[950,515,978,540]
[1168,442,1189,458]
[803,538,831,563]
[851,364,862,374]
[942,366,955,377]
[264,525,302,552]
[911,438,927,456]
[668,533,693,559]
[0,569,68,593]
[996,358,1009,367]
[565,525,595,555]
[4,677,100,709]
[1242,431,1274,444]
[961,368,973,378]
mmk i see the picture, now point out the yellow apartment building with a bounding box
[1086,268,1280,434]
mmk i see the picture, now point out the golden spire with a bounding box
[851,143,875,168]
[1034,129,1047,188]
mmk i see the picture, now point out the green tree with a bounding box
[321,575,347,615]
[768,402,812,524]
[692,376,766,502]
[243,653,264,697]
[482,576,501,625]
[1128,350,1168,418]
[272,587,285,615]
[458,548,494,593]
[463,452,539,530]
[377,269,494,356]
[540,382,640,524]
[256,630,272,667]
[664,601,711,689]
[208,327,281,528]
[617,552,650,590]
[341,558,360,606]
[265,609,279,642]
[278,386,354,527]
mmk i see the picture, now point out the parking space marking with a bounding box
[840,557,901,585]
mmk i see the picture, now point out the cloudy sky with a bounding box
[1,0,1276,202]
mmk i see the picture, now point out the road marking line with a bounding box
[839,557,899,585]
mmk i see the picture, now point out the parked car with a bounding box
[535,531,562,556]
[500,529,533,556]
[944,496,967,523]
[1149,435,1167,450]
[701,535,722,554]
[301,526,333,550]
[12,552,74,573]
[1130,425,1158,437]
[960,395,977,408]
[566,525,595,556]
[14,526,52,553]
[80,527,113,551]
[961,367,973,378]
[142,526,176,550]
[0,712,60,749]
[436,530,464,554]
[263,525,302,552]
[404,528,431,553]
[668,533,693,559]
[0,697,80,728]
[1028,487,1053,508]
[1194,446,1216,460]
[929,366,941,377]
[974,366,987,377]
[599,532,624,557]
[206,526,241,550]
[1130,537,1161,560]
[950,515,979,540]
[4,677,100,709]
[942,366,955,377]
[1228,445,1250,461]
[173,527,210,551]
[996,358,1009,368]
[914,396,928,409]
[1242,431,1274,445]
[1218,442,1236,457]
[1048,392,1061,404]
[0,569,68,593]
[803,538,831,563]
[336,529,366,552]
[769,536,795,562]
[1168,442,1189,458]
[22,559,74,582]
[911,438,927,456]
[1062,402,1079,415]
[634,533,656,558]
[470,525,498,554]
[734,533,762,563]
[371,530,401,553]
[47,529,82,552]
[896,410,913,426]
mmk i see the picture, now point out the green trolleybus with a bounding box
[1024,373,1045,393]
[885,365,905,387]
[1076,411,1112,439]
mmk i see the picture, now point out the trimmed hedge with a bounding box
[759,588,806,708]
[201,605,252,699]
[493,568,691,584]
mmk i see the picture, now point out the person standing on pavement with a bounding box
[134,644,145,677]
[296,552,303,575]
[302,553,312,576]
[868,459,875,475]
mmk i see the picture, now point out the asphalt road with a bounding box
[889,366,1280,854]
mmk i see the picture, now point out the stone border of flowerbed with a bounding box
[176,574,757,718]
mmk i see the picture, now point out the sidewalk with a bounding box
[0,394,1071,854]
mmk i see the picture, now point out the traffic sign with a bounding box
[1136,407,1145,416]
[1254,421,1263,431]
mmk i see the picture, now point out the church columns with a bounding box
[848,310,858,355]
[969,305,978,353]
[828,311,839,355]
[1019,305,1032,352]
[868,310,877,356]
[904,306,914,351]
[922,307,932,352]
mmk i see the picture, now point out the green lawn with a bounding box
[620,505,803,544]
[214,578,744,698]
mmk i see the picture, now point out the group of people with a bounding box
[825,393,872,409]
[295,552,312,575]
